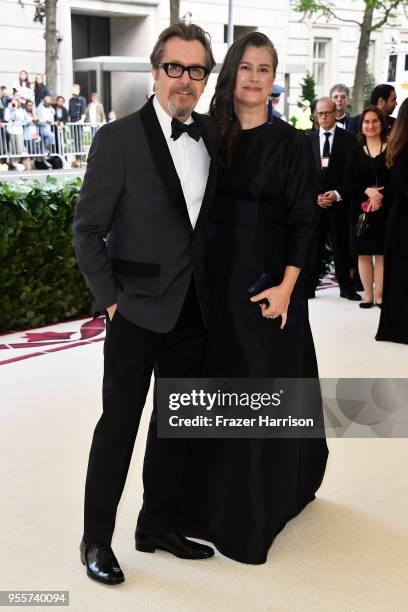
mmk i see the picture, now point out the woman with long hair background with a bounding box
[178,32,328,564]
[376,98,408,343]
[11,70,32,101]
[344,107,391,308]
[33,73,49,108]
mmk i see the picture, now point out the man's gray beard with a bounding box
[167,100,194,119]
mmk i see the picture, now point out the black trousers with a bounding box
[83,278,205,545]
[307,202,353,294]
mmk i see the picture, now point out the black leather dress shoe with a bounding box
[340,290,362,301]
[80,538,125,585]
[135,529,214,559]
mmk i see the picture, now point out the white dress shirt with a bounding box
[319,125,336,158]
[153,95,210,229]
[319,125,341,202]
[336,114,347,129]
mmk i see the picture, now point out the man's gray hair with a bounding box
[150,23,215,72]
[330,83,350,98]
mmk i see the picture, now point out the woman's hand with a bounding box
[368,199,383,212]
[365,186,383,204]
[250,284,292,330]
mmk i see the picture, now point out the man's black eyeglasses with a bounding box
[157,63,209,81]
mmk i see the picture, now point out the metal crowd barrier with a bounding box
[0,122,104,166]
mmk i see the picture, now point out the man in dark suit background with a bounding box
[306,97,360,300]
[330,83,352,130]
[73,23,219,585]
[348,84,397,134]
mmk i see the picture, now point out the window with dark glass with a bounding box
[223,25,256,43]
[388,55,397,82]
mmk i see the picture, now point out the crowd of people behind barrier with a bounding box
[0,70,117,171]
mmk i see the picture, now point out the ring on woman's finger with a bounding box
[267,315,278,319]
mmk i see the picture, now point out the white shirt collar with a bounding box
[319,125,336,137]
[153,95,193,141]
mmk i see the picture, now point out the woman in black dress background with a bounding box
[376,98,408,344]
[178,33,328,564]
[344,107,391,308]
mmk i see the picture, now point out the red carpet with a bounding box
[0,317,106,365]
[0,275,339,366]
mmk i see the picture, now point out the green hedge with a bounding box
[0,176,91,332]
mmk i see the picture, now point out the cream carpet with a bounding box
[1,286,407,612]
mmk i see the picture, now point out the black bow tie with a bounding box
[337,115,346,125]
[171,117,202,142]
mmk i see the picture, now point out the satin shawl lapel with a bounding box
[191,112,218,233]
[140,97,192,230]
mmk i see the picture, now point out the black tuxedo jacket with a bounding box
[73,96,219,333]
[348,114,360,135]
[335,113,352,130]
[308,127,357,198]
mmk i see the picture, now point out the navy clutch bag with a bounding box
[248,272,274,306]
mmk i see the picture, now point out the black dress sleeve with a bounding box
[281,131,318,270]
[377,153,392,209]
[392,145,408,197]
[392,145,408,258]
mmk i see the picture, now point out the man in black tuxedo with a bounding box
[348,84,397,134]
[306,97,360,300]
[73,23,219,585]
[330,83,352,130]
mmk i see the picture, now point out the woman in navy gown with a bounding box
[178,33,329,564]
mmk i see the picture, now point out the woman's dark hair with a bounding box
[18,70,31,88]
[357,106,388,145]
[150,23,215,72]
[34,74,45,95]
[210,32,278,165]
[386,97,408,167]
